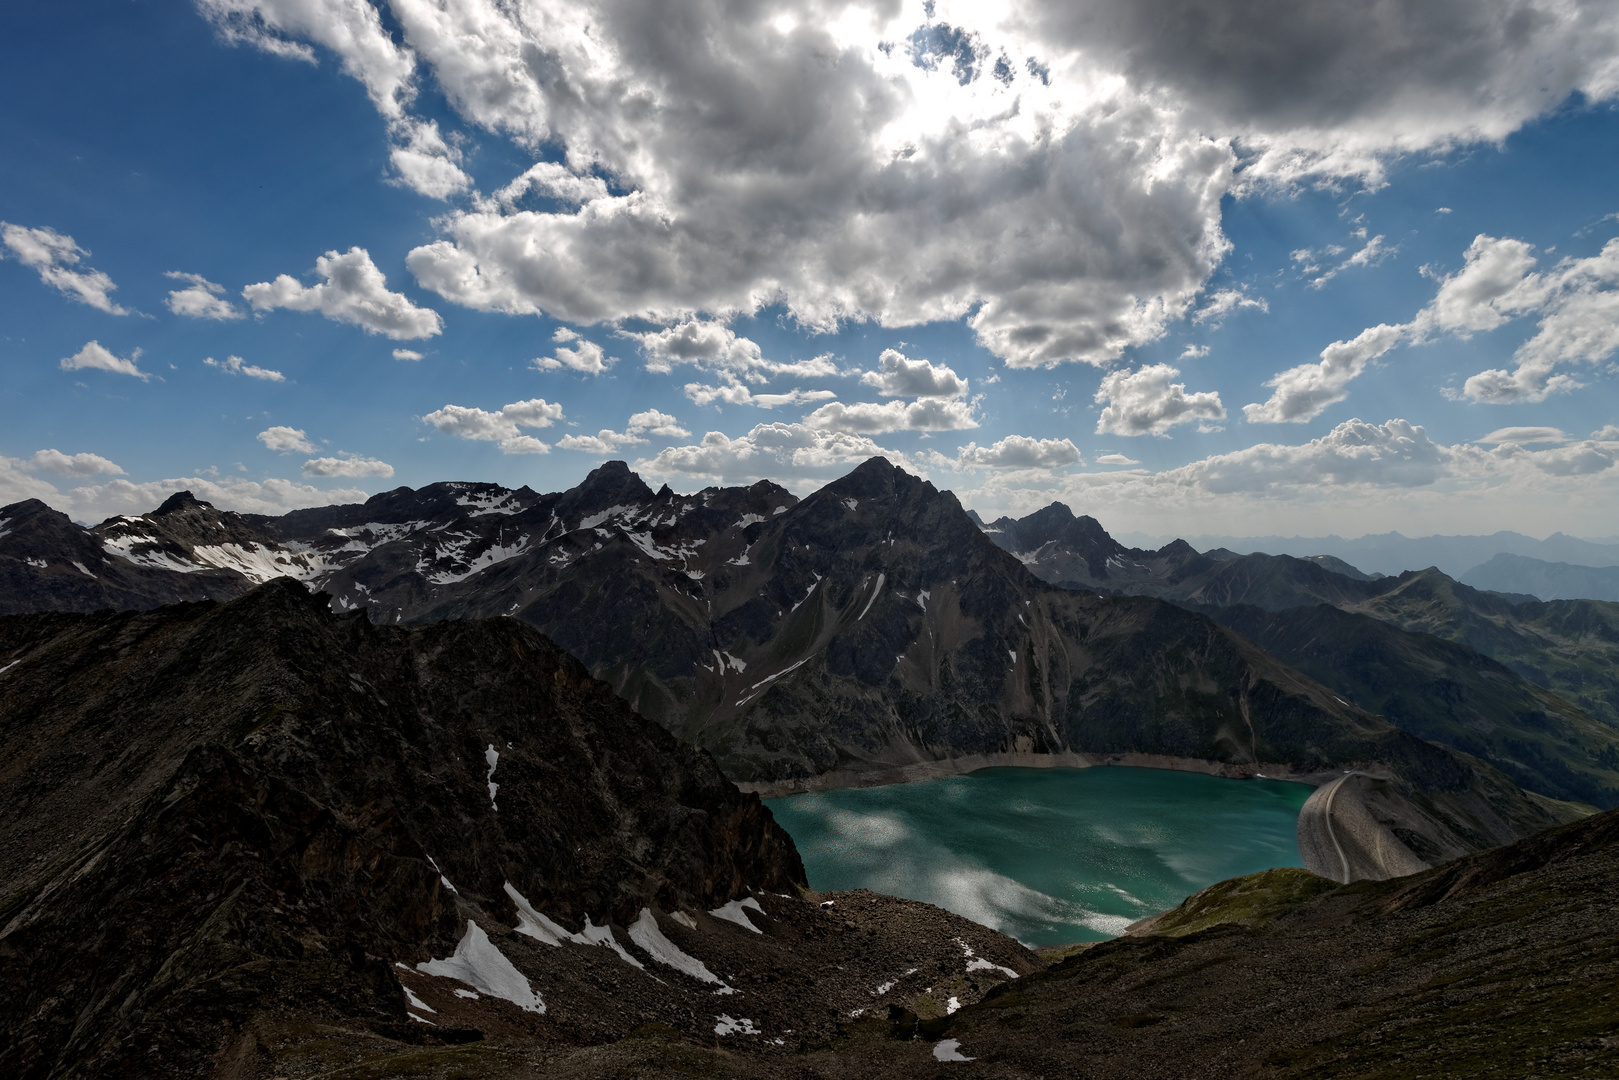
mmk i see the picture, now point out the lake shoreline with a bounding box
[736,751,1336,799]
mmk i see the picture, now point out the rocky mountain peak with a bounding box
[152,489,210,516]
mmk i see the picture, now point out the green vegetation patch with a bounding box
[1143,867,1339,937]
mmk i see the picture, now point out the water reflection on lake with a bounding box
[764,766,1312,947]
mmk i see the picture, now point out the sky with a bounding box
[3,0,1619,540]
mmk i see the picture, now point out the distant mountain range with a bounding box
[1460,552,1619,602]
[1,461,1586,872]
[1105,526,1619,579]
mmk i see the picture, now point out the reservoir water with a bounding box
[764,766,1313,947]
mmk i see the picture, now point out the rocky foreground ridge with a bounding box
[0,582,1038,1079]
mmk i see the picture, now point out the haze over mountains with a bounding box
[1112,526,1619,583]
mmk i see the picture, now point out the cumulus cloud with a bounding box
[1593,425,1619,441]
[534,328,614,374]
[1096,452,1141,465]
[860,349,967,399]
[207,0,1619,372]
[629,319,838,383]
[627,410,690,438]
[301,454,394,478]
[66,475,371,523]
[421,398,563,454]
[243,246,443,339]
[1163,418,1448,493]
[1095,364,1224,436]
[165,271,243,319]
[684,381,836,409]
[1248,234,1619,419]
[60,341,148,380]
[393,348,423,361]
[389,118,472,199]
[258,426,318,453]
[205,354,285,381]
[802,397,979,434]
[956,435,1083,470]
[1243,323,1404,424]
[638,422,892,489]
[1,223,128,314]
[27,449,125,477]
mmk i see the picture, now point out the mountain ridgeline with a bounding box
[981,500,1619,808]
[0,460,1591,872]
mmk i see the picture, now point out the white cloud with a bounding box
[1095,363,1224,436]
[60,341,148,380]
[859,349,967,399]
[1593,424,1619,441]
[389,118,472,199]
[302,454,394,478]
[684,380,836,409]
[210,0,1619,372]
[422,398,564,454]
[258,426,318,453]
[628,319,839,384]
[638,422,893,490]
[64,475,371,523]
[1167,418,1446,492]
[1,223,128,315]
[0,457,68,507]
[1296,234,1395,288]
[27,449,125,477]
[534,328,614,373]
[802,397,979,434]
[1096,452,1140,465]
[956,435,1082,470]
[1476,426,1568,445]
[1243,323,1405,424]
[556,430,645,453]
[243,246,443,340]
[205,354,286,382]
[165,271,243,320]
[627,410,690,438]
[1192,289,1267,325]
[393,348,423,361]
[1178,344,1209,360]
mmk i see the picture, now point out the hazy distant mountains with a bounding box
[1121,527,1619,580]
[1460,552,1619,601]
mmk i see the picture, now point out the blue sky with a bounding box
[3,0,1618,539]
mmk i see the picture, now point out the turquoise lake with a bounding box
[764,766,1313,947]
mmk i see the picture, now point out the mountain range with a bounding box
[2,461,1591,872]
[2,579,1615,1077]
[1111,526,1619,579]
[1460,552,1619,602]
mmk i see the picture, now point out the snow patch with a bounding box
[946,995,962,1014]
[402,984,436,1014]
[484,744,499,810]
[417,920,545,1014]
[581,916,645,969]
[714,1015,760,1036]
[708,897,765,933]
[669,910,698,930]
[504,882,576,946]
[957,938,1020,979]
[916,589,930,610]
[453,988,480,999]
[628,909,732,990]
[24,557,46,569]
[578,504,631,530]
[70,561,96,578]
[736,513,765,527]
[843,498,858,511]
[933,1039,974,1062]
[857,573,885,620]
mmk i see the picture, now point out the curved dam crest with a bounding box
[765,766,1314,947]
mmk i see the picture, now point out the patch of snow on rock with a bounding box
[628,909,733,991]
[933,1039,974,1062]
[402,984,436,1013]
[484,744,499,810]
[708,897,765,933]
[504,882,578,947]
[417,920,545,1014]
[714,1015,760,1036]
[858,573,885,620]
